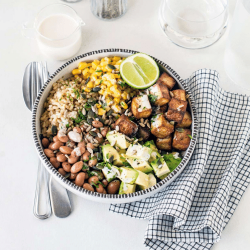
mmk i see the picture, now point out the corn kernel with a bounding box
[87,81,94,88]
[114,97,120,104]
[111,104,121,113]
[113,56,121,62]
[82,68,89,76]
[99,89,105,95]
[78,62,88,70]
[83,87,91,92]
[95,79,101,86]
[121,92,128,100]
[96,104,101,108]
[72,69,81,75]
[87,63,92,67]
[120,101,128,109]
[98,108,106,116]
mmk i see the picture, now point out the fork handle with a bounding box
[33,160,52,219]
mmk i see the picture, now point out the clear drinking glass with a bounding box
[224,0,250,90]
[91,0,127,21]
[159,0,228,49]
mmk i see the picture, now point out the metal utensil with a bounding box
[22,61,71,219]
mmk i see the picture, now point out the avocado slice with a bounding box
[119,182,136,194]
[151,156,170,178]
[102,144,123,166]
[148,173,157,187]
[144,140,158,152]
[126,144,152,161]
[102,165,120,182]
[135,170,150,190]
[163,152,182,172]
[125,156,153,173]
[144,140,160,163]
[119,167,139,184]
[106,131,130,149]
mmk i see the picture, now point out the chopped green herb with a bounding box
[188,134,193,139]
[100,80,103,84]
[118,80,126,88]
[95,70,103,72]
[66,124,70,128]
[148,94,158,103]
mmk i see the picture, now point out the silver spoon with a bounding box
[22,62,72,219]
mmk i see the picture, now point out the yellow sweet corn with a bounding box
[96,104,101,108]
[78,62,88,70]
[72,69,81,75]
[87,81,94,88]
[98,108,106,116]
[113,97,120,104]
[120,101,128,109]
[82,68,89,76]
[113,56,121,62]
[83,87,91,92]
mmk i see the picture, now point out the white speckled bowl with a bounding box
[32,48,198,203]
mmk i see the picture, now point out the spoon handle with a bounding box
[33,161,52,219]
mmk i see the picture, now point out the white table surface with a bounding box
[1,0,250,249]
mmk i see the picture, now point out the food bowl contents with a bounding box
[40,54,192,195]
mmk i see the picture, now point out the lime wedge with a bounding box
[120,53,160,89]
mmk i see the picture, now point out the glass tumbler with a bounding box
[91,0,127,21]
[224,0,250,90]
[159,0,228,49]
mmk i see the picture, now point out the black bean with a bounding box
[51,125,58,135]
[92,87,101,92]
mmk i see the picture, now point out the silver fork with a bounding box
[23,62,51,219]
[23,62,72,219]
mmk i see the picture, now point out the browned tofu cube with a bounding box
[166,98,188,123]
[176,112,192,128]
[149,83,171,106]
[151,114,174,138]
[172,129,191,151]
[131,95,152,119]
[115,114,138,137]
[156,136,172,151]
[171,89,186,101]
[157,72,176,90]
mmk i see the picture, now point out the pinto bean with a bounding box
[82,151,90,161]
[101,127,109,137]
[96,184,104,193]
[88,158,98,167]
[50,157,60,168]
[87,143,94,149]
[92,120,103,128]
[58,168,66,176]
[102,179,108,187]
[75,172,86,187]
[57,154,67,162]
[83,183,94,192]
[71,161,84,174]
[66,140,75,148]
[57,129,69,143]
[73,127,82,134]
[62,162,71,172]
[107,180,120,194]
[51,141,64,150]
[95,137,104,144]
[44,149,54,158]
[68,155,79,164]
[56,151,63,157]
[78,141,86,148]
[60,146,73,154]
[71,146,85,157]
[42,138,50,148]
[53,136,60,142]
[102,189,107,194]
[48,143,54,150]
[70,173,77,180]
[88,176,99,185]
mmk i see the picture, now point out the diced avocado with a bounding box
[106,132,130,149]
[148,173,157,187]
[144,140,160,163]
[119,167,139,184]
[102,144,123,166]
[149,151,161,163]
[159,173,169,180]
[151,156,170,178]
[119,182,136,194]
[144,140,158,152]
[102,165,120,182]
[163,152,182,172]
[125,156,153,173]
[126,144,152,161]
[135,170,150,190]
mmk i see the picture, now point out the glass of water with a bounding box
[159,0,228,49]
[224,0,250,90]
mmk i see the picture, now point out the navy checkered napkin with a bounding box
[109,69,250,250]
